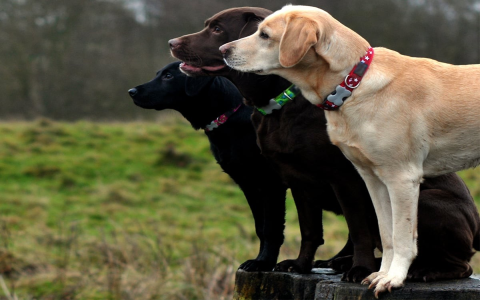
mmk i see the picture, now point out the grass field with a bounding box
[0,119,479,300]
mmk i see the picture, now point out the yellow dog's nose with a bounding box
[219,43,232,55]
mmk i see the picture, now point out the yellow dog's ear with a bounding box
[279,17,317,68]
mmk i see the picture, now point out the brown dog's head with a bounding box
[169,7,272,77]
[221,5,370,84]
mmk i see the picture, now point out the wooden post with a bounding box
[234,270,480,300]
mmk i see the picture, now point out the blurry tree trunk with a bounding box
[29,57,45,117]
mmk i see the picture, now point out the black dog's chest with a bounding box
[207,123,260,165]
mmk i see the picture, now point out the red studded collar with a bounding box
[318,47,374,110]
[204,104,242,132]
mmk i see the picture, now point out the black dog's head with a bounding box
[128,61,245,130]
[128,61,215,111]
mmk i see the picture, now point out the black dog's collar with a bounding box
[205,104,242,132]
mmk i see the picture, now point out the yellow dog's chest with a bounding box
[325,113,376,168]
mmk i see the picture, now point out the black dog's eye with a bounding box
[213,26,222,33]
[259,31,269,40]
[162,73,173,80]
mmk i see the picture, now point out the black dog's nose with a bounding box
[128,88,138,97]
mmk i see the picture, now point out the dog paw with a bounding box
[408,265,473,282]
[239,259,275,272]
[361,271,384,285]
[369,273,405,298]
[314,255,353,271]
[274,259,312,274]
[408,267,435,282]
[328,255,354,272]
[342,266,373,283]
[313,259,330,268]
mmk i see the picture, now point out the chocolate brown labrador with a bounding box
[169,7,480,282]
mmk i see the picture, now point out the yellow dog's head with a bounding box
[220,6,333,72]
[220,5,369,85]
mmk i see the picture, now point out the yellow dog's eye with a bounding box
[259,31,269,39]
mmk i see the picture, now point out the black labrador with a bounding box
[169,7,480,282]
[128,61,338,272]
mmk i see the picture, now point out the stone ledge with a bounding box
[233,269,480,300]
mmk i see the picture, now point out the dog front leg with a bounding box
[330,181,378,282]
[354,169,394,286]
[238,182,287,272]
[274,186,331,274]
[370,171,421,297]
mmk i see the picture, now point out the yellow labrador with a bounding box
[220,4,480,297]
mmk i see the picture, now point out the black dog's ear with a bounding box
[185,76,214,96]
[239,12,267,38]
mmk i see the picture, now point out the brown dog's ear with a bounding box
[279,17,318,68]
[239,10,270,38]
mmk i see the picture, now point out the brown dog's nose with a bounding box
[169,38,181,50]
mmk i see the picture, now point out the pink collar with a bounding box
[318,47,374,110]
[205,104,242,132]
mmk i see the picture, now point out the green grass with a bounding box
[0,119,479,300]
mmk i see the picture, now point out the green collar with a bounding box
[256,85,301,115]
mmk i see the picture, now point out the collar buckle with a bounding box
[256,84,301,115]
[318,47,374,111]
[204,104,242,132]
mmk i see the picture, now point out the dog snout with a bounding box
[169,38,181,50]
[219,44,232,57]
[128,88,138,98]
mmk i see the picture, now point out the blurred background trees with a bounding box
[0,0,479,121]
